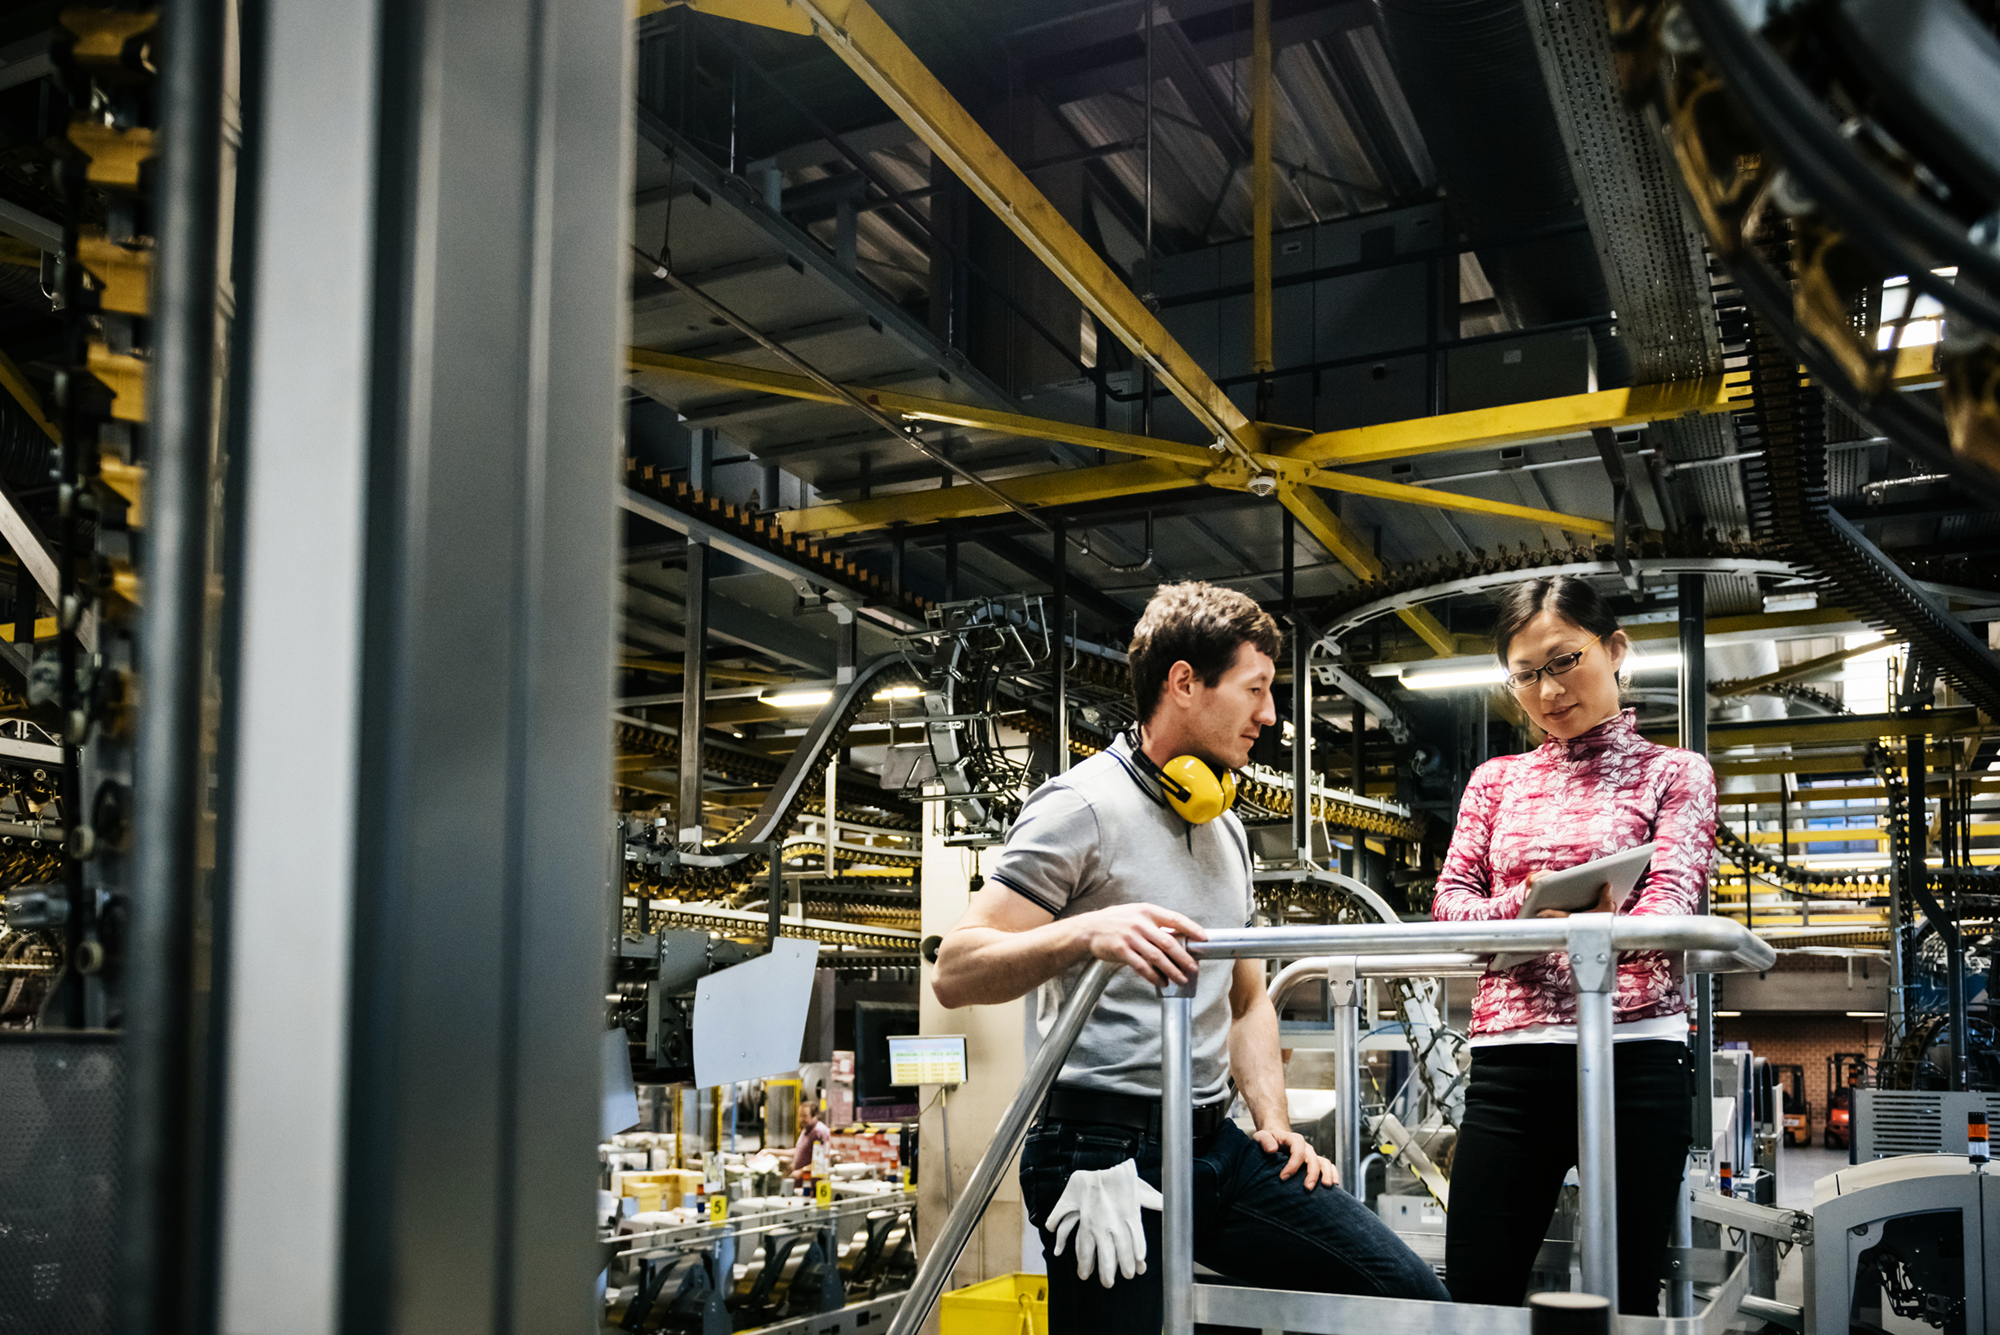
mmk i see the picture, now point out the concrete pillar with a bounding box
[917,786,1031,1322]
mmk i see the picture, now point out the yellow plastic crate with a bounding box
[940,1274,1049,1335]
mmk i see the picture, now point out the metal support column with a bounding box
[217,0,630,1325]
[681,433,712,843]
[1351,697,1365,797]
[1909,722,1934,1069]
[1327,957,1361,1198]
[1569,915,1621,1309]
[1052,517,1069,774]
[1159,979,1197,1335]
[1679,574,1712,1177]
[681,541,710,844]
[122,0,228,1320]
[1285,511,1309,859]
[831,601,858,685]
[1250,0,1272,381]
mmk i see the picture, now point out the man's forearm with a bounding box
[1227,990,1291,1132]
[932,919,1089,1008]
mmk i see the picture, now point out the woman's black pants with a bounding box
[1444,1039,1693,1316]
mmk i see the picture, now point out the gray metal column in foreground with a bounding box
[1678,572,1713,1177]
[1569,914,1621,1309]
[120,0,227,1319]
[1326,957,1362,1199]
[1159,980,1198,1335]
[218,0,630,1330]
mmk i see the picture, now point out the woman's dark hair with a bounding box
[1491,576,1621,663]
[1128,581,1282,722]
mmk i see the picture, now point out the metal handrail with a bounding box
[1187,916,1775,965]
[886,959,1118,1335]
[888,915,1772,1335]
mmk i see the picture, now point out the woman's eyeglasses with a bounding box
[1504,643,1593,691]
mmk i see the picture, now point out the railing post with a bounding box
[1568,915,1620,1310]
[1159,978,1198,1335]
[1327,956,1363,1198]
[884,960,1119,1335]
[1667,1155,1694,1317]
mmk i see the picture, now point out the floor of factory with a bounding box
[1770,1148,1852,1324]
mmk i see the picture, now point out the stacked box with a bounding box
[829,1131,900,1172]
[614,1168,704,1213]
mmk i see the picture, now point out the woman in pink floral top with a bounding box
[1434,577,1714,1316]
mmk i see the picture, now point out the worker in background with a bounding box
[934,582,1448,1335]
[1433,575,1715,1315]
[791,1099,831,1176]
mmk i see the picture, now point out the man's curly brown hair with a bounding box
[1127,581,1282,725]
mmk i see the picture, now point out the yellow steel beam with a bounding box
[779,452,1611,538]
[1640,708,1981,749]
[772,0,1262,463]
[640,349,1618,540]
[1283,376,1739,466]
[1712,637,1896,698]
[1625,606,1861,642]
[628,347,1215,468]
[1283,346,1947,468]
[1277,482,1456,655]
[661,0,815,32]
[783,458,1207,536]
[0,350,58,443]
[1251,0,1272,376]
[1302,470,1614,539]
[0,616,58,642]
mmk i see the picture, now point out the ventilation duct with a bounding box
[1375,0,1630,388]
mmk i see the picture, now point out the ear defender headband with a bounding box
[1130,738,1238,824]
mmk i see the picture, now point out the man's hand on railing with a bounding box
[1252,1126,1339,1190]
[1079,903,1207,988]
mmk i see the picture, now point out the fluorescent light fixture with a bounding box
[1846,1011,1885,1018]
[873,685,923,701]
[763,690,833,708]
[1402,667,1505,691]
[1626,651,1680,674]
[1715,1011,1742,1018]
[1877,320,1942,350]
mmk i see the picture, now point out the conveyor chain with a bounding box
[627,902,919,953]
[1718,823,1997,898]
[645,658,925,892]
[1303,534,1783,636]
[623,459,927,618]
[615,721,785,788]
[1743,241,2000,718]
[1708,679,1848,716]
[1012,707,1421,841]
[1235,775,1424,843]
[1716,824,1887,895]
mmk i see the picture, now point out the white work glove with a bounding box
[1044,1159,1163,1288]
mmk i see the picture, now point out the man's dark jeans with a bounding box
[1020,1115,1450,1335]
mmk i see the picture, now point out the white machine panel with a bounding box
[693,938,821,1087]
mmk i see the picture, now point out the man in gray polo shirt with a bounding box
[934,583,1447,1335]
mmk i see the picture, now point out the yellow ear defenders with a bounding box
[1129,737,1238,824]
[1157,755,1237,824]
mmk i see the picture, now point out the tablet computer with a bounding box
[1491,842,1656,970]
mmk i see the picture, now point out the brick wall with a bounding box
[1712,1012,1882,1122]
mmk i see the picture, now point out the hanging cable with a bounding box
[1073,511,1155,574]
